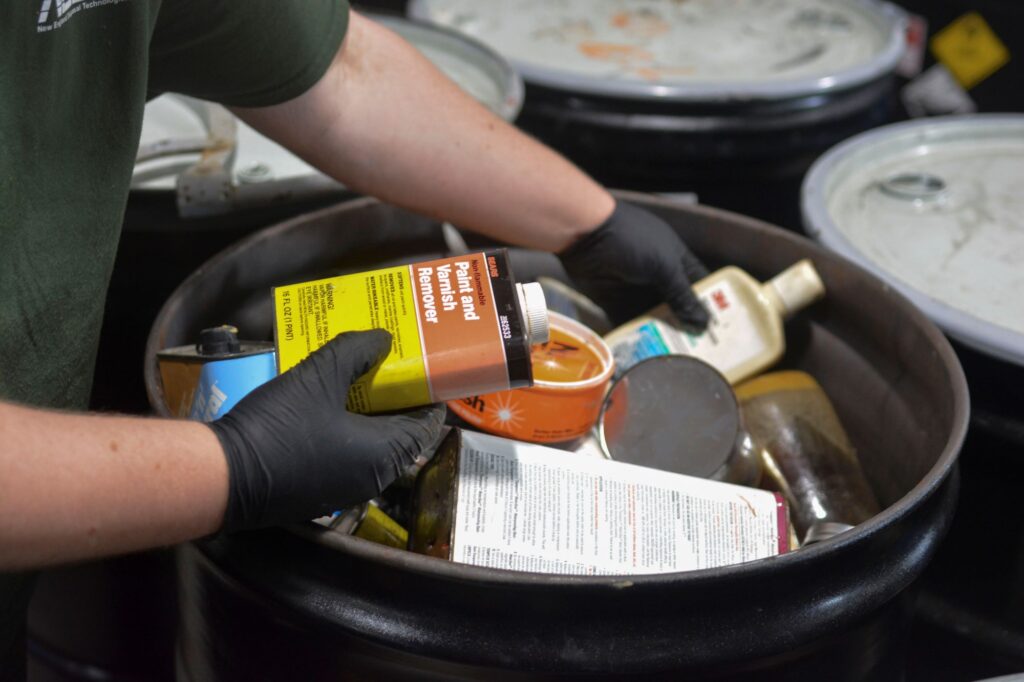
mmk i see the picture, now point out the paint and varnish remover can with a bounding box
[447,311,614,443]
[273,250,549,413]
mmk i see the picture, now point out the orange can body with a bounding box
[448,312,614,443]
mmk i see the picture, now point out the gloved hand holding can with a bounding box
[208,329,446,532]
[558,201,711,329]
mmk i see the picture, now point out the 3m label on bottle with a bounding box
[612,280,768,377]
[273,253,515,413]
[451,432,787,575]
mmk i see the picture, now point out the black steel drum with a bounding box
[802,114,1024,681]
[145,193,967,680]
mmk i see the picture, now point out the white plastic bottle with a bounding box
[604,259,825,384]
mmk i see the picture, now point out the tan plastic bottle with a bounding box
[604,259,825,384]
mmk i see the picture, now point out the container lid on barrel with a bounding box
[408,0,904,101]
[802,114,1024,366]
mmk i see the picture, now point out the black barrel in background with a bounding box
[907,342,1024,682]
[517,81,896,231]
[409,0,907,230]
[145,193,966,680]
[801,114,1024,682]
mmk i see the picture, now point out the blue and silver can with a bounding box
[157,325,276,421]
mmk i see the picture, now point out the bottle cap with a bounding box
[517,282,550,345]
[765,260,826,319]
[197,325,241,356]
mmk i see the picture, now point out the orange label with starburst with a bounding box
[448,313,614,443]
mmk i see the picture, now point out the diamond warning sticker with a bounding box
[930,12,1010,90]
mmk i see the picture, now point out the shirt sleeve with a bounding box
[148,0,349,107]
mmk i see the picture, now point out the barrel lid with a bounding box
[408,0,904,102]
[802,114,1024,367]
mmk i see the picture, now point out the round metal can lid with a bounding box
[802,114,1024,367]
[409,0,904,102]
[598,355,740,479]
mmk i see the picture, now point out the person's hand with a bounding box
[209,329,445,532]
[558,201,710,329]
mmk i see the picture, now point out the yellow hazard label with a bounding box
[930,12,1010,90]
[273,266,431,413]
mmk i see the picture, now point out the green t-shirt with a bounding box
[0,1,348,676]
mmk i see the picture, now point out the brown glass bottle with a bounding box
[736,371,880,545]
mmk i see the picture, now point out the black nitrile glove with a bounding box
[559,201,711,329]
[209,329,446,532]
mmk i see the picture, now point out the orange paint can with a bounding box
[448,311,614,444]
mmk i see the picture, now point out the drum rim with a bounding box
[147,194,968,589]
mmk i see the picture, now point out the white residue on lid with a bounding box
[826,135,1024,337]
[415,0,888,85]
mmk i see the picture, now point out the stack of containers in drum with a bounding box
[409,0,907,229]
[802,114,1024,681]
[146,193,967,681]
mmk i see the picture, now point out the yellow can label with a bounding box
[274,266,431,413]
[273,252,519,414]
[931,12,1010,90]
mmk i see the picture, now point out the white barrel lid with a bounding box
[408,0,905,102]
[802,114,1024,367]
[134,15,523,191]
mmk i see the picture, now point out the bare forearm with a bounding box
[232,11,614,252]
[0,401,227,570]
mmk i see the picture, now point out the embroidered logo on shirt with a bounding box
[36,0,129,32]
